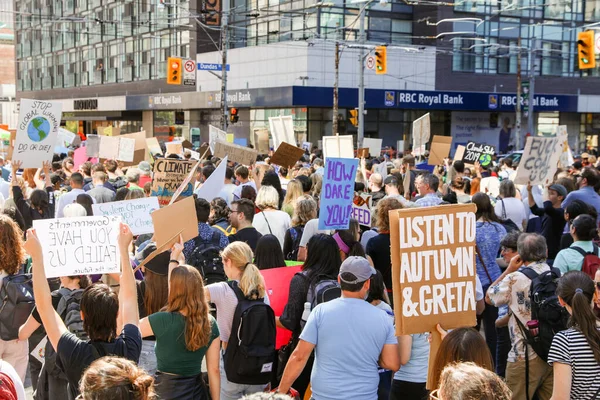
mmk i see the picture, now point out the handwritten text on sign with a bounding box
[390,204,477,335]
[92,197,159,235]
[514,135,562,185]
[151,159,196,206]
[33,216,122,278]
[318,158,358,230]
[352,193,372,227]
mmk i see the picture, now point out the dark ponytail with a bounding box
[557,271,600,363]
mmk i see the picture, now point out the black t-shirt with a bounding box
[530,201,565,259]
[57,324,142,399]
[366,233,392,289]
[279,273,310,337]
[228,227,263,252]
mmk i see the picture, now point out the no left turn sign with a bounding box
[184,60,196,73]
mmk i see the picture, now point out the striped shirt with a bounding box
[547,327,600,400]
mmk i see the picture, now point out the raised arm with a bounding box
[117,223,139,328]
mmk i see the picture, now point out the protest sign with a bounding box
[188,150,200,160]
[357,148,369,158]
[151,196,199,249]
[169,159,201,205]
[56,128,76,147]
[99,136,120,160]
[514,136,562,185]
[117,137,136,162]
[165,142,183,156]
[352,193,372,227]
[213,140,257,165]
[322,135,354,160]
[119,131,148,165]
[86,134,100,157]
[255,129,270,154]
[146,137,162,156]
[301,142,312,152]
[428,136,453,166]
[461,141,495,167]
[31,336,47,363]
[318,158,358,230]
[194,156,228,202]
[453,145,466,164]
[226,134,234,143]
[33,215,122,278]
[412,113,430,158]
[363,138,382,158]
[73,147,88,170]
[151,159,196,206]
[270,142,305,168]
[209,125,227,153]
[13,99,62,168]
[92,197,159,236]
[181,139,193,149]
[269,116,295,150]
[390,203,477,387]
[556,127,573,168]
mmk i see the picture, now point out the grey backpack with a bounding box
[0,274,34,340]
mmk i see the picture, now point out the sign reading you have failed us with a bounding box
[92,197,160,236]
[14,99,63,168]
[33,216,122,278]
[318,158,358,230]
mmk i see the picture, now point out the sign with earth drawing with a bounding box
[461,141,495,167]
[13,99,63,168]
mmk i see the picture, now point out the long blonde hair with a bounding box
[283,180,304,208]
[292,195,317,226]
[167,265,212,352]
[221,242,266,300]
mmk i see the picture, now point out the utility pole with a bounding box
[332,40,340,135]
[357,6,366,150]
[220,9,229,131]
[515,36,522,150]
[527,36,536,137]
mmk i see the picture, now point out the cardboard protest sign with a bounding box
[165,142,183,156]
[270,142,305,168]
[209,125,227,153]
[151,196,199,249]
[461,141,495,167]
[352,193,372,227]
[322,135,354,160]
[269,116,295,150]
[194,156,228,202]
[151,159,196,206]
[255,129,270,154]
[357,148,369,158]
[363,138,382,158]
[92,197,159,236]
[213,140,257,165]
[453,145,466,164]
[33,215,122,278]
[99,136,120,160]
[117,138,136,162]
[169,159,201,205]
[390,203,477,387]
[86,134,100,157]
[13,99,63,168]
[146,137,162,156]
[428,136,453,166]
[412,113,430,156]
[318,158,358,230]
[181,140,193,149]
[514,136,563,185]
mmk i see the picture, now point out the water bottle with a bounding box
[300,302,311,327]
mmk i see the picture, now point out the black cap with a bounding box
[384,176,398,186]
[136,242,170,276]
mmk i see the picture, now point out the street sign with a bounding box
[366,55,375,70]
[183,59,196,86]
[595,32,600,55]
[197,63,231,71]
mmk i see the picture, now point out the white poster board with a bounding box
[92,197,159,236]
[56,128,76,147]
[13,99,63,168]
[322,135,354,160]
[33,216,122,278]
[556,126,574,168]
[514,135,563,185]
[209,125,227,153]
[117,137,136,162]
[195,156,228,202]
[412,113,430,157]
[363,138,383,158]
[269,116,296,150]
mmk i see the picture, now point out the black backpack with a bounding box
[516,266,569,362]
[285,226,304,261]
[223,281,276,385]
[108,176,128,190]
[0,274,34,340]
[298,272,341,329]
[188,231,226,285]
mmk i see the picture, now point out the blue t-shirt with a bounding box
[393,333,430,383]
[300,297,397,400]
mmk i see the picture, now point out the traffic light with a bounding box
[349,109,358,127]
[577,31,596,70]
[167,57,182,84]
[230,108,239,123]
[375,46,387,75]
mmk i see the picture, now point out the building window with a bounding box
[452,38,477,72]
[541,41,563,76]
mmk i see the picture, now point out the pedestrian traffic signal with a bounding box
[375,46,387,75]
[577,31,596,70]
[167,57,182,84]
[349,109,358,127]
[230,108,239,123]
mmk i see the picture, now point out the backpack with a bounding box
[516,266,569,362]
[298,272,341,329]
[0,274,34,341]
[108,176,128,190]
[571,244,600,280]
[188,231,226,285]
[285,226,304,261]
[223,281,276,385]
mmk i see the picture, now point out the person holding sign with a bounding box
[25,223,142,400]
[11,160,55,230]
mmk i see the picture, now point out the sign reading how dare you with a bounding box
[318,158,358,230]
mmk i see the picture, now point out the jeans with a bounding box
[219,351,267,400]
[496,326,511,378]
[477,286,498,369]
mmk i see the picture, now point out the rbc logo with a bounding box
[488,95,498,109]
[384,91,395,107]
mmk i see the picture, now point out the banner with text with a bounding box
[151,159,196,206]
[213,140,257,165]
[318,158,358,230]
[92,197,159,235]
[461,141,495,167]
[352,193,372,227]
[514,135,563,185]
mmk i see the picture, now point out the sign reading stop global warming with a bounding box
[318,158,358,230]
[151,159,196,206]
[33,215,122,278]
[92,197,159,235]
[390,203,477,335]
[14,99,63,168]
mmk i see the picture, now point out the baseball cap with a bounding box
[138,161,152,174]
[548,184,567,198]
[384,175,398,186]
[581,152,590,159]
[339,256,376,284]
